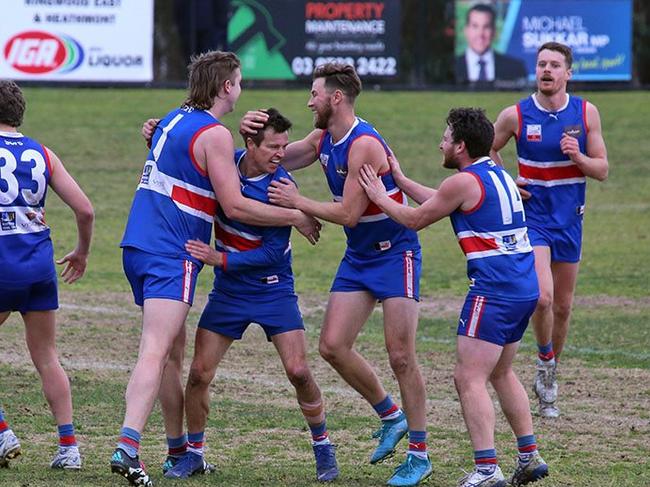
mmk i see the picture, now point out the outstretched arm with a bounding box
[359,164,478,231]
[46,148,95,283]
[561,102,608,181]
[386,153,437,205]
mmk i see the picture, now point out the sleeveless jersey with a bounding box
[0,131,55,285]
[318,117,419,257]
[121,106,220,264]
[450,157,538,301]
[212,149,294,295]
[516,94,588,228]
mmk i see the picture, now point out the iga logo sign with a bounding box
[4,31,84,75]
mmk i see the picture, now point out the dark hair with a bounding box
[245,108,292,146]
[538,42,573,68]
[313,63,362,101]
[0,80,26,127]
[185,51,241,110]
[446,107,494,158]
[466,3,496,29]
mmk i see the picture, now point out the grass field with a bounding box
[1,87,649,486]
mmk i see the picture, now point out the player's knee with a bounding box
[319,338,341,364]
[553,301,572,323]
[285,363,311,388]
[387,349,411,375]
[535,290,553,313]
[187,363,213,389]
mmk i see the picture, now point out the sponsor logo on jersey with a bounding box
[0,211,16,231]
[335,165,348,178]
[3,139,23,146]
[526,124,542,142]
[502,234,518,251]
[563,125,582,138]
[140,164,153,184]
[4,31,84,75]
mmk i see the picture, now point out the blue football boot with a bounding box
[387,454,433,486]
[313,443,339,482]
[370,412,408,464]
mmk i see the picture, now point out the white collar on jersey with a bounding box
[532,93,570,113]
[0,131,23,138]
[471,156,492,166]
[331,117,360,147]
[236,149,270,182]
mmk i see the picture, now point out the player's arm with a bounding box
[197,126,321,244]
[359,164,476,231]
[561,102,608,181]
[386,153,437,205]
[185,226,290,271]
[239,110,322,171]
[490,105,518,166]
[141,118,160,148]
[268,136,385,227]
[46,148,95,283]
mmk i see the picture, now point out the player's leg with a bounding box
[490,342,548,486]
[273,330,338,482]
[530,245,559,418]
[318,291,386,404]
[455,336,506,487]
[23,310,81,469]
[164,328,232,479]
[159,325,187,473]
[550,261,579,359]
[0,311,22,467]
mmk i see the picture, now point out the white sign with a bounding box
[0,0,153,82]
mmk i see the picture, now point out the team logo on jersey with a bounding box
[563,125,582,138]
[4,31,84,75]
[526,124,542,142]
[140,164,153,184]
[319,154,329,167]
[0,211,16,231]
[502,234,518,251]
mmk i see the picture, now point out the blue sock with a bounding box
[474,448,497,474]
[58,423,77,447]
[517,434,537,462]
[187,431,205,455]
[408,430,427,459]
[309,421,330,445]
[167,433,187,457]
[117,427,141,458]
[537,342,555,361]
[372,395,401,421]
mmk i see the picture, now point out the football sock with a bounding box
[407,430,427,459]
[117,427,141,458]
[58,423,77,447]
[309,421,331,446]
[0,409,8,435]
[187,431,205,456]
[516,435,538,463]
[537,342,555,362]
[372,395,402,421]
[167,433,188,457]
[474,448,498,475]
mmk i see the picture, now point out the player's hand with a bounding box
[358,163,387,202]
[185,239,223,267]
[56,249,88,284]
[268,177,300,208]
[141,118,160,146]
[294,212,321,245]
[560,132,582,161]
[239,110,268,136]
[385,148,406,182]
[515,177,532,200]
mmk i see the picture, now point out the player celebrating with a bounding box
[112,51,320,487]
[160,108,338,483]
[359,107,549,487]
[244,63,431,486]
[491,42,609,418]
[0,80,94,470]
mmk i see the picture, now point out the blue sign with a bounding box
[500,0,632,81]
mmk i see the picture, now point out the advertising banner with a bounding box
[455,0,632,84]
[229,0,401,80]
[0,0,154,82]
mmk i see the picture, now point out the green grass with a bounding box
[0,88,648,486]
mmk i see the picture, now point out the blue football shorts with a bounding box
[330,248,421,301]
[0,277,58,313]
[198,288,304,341]
[457,294,538,346]
[527,221,582,263]
[122,247,201,307]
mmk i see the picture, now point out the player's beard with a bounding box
[313,101,333,129]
